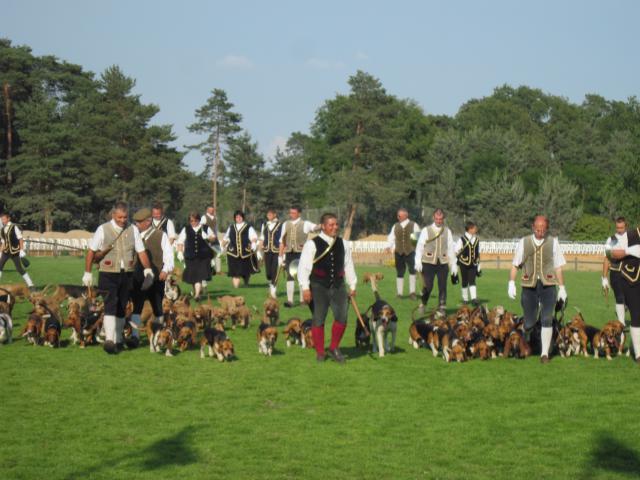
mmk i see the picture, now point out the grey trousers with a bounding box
[521,281,557,329]
[309,281,348,327]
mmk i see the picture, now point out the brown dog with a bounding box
[568,312,599,357]
[503,330,531,359]
[21,314,43,345]
[231,305,252,330]
[200,328,235,361]
[301,319,314,349]
[263,297,280,326]
[593,321,624,360]
[283,318,304,347]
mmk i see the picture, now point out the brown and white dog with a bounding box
[363,272,397,357]
[503,330,531,359]
[263,297,279,326]
[21,314,43,345]
[0,287,16,315]
[0,312,13,344]
[257,322,277,356]
[176,319,198,352]
[301,319,314,349]
[593,321,625,360]
[149,323,175,357]
[230,305,252,330]
[556,326,580,358]
[200,328,235,361]
[568,312,600,357]
[42,317,62,348]
[283,317,304,347]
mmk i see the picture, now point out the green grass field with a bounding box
[1,257,639,480]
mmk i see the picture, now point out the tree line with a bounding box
[1,38,638,239]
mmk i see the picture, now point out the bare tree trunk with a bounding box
[241,186,247,212]
[343,203,357,240]
[3,83,12,183]
[213,139,220,211]
[343,120,364,240]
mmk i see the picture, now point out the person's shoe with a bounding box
[126,337,140,349]
[284,301,293,308]
[540,355,550,364]
[409,293,417,301]
[328,348,345,364]
[471,299,480,307]
[438,305,446,315]
[103,341,117,354]
[316,353,326,363]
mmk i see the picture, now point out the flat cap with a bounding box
[133,208,152,222]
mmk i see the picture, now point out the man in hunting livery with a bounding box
[151,202,177,245]
[83,202,154,354]
[414,208,456,314]
[611,223,640,363]
[200,205,221,274]
[454,221,481,306]
[128,208,174,348]
[508,215,567,364]
[602,217,628,328]
[386,208,420,300]
[278,206,318,308]
[0,211,36,290]
[298,213,357,363]
[258,208,283,299]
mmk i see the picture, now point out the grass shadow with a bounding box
[138,426,200,470]
[340,345,370,360]
[581,431,640,479]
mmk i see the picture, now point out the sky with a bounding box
[3,0,640,172]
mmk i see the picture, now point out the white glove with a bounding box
[82,272,93,287]
[558,285,567,303]
[278,256,284,267]
[143,268,154,280]
[19,250,26,258]
[415,262,423,273]
[508,280,517,300]
[477,263,482,273]
[177,251,184,262]
[601,276,609,290]
[256,250,263,262]
[450,264,459,276]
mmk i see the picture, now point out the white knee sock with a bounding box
[115,317,125,343]
[299,286,304,303]
[130,314,141,338]
[22,273,34,287]
[155,315,164,326]
[0,271,3,280]
[286,281,294,303]
[194,282,202,298]
[461,288,469,302]
[269,283,277,299]
[541,327,553,357]
[201,280,207,288]
[103,315,116,343]
[215,257,222,273]
[630,327,640,360]
[396,278,404,296]
[409,275,416,294]
[615,304,626,325]
[469,286,477,300]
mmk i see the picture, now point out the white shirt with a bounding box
[152,217,176,241]
[223,223,258,249]
[279,218,317,244]
[138,226,174,273]
[1,221,22,243]
[386,219,420,250]
[177,224,215,245]
[414,224,456,269]
[89,220,146,269]
[511,235,566,269]
[298,232,357,291]
[200,214,218,238]
[605,232,628,250]
[454,232,477,256]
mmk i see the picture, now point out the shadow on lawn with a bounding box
[581,431,640,479]
[64,426,200,478]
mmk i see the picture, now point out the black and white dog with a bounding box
[0,312,13,344]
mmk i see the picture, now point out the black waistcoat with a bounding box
[457,235,479,266]
[311,236,345,288]
[184,225,211,260]
[263,222,282,253]
[227,223,252,259]
[620,227,640,285]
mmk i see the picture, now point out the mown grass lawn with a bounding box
[1,257,639,480]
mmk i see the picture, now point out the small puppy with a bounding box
[0,312,13,344]
[283,318,304,347]
[263,297,279,326]
[200,328,235,361]
[176,320,197,352]
[257,322,278,356]
[230,305,252,330]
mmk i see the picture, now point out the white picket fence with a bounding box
[349,240,605,256]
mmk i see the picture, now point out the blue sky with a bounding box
[4,0,639,172]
